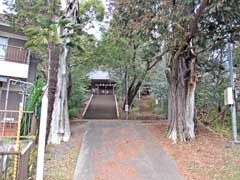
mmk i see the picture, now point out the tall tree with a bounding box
[107,0,168,109]
[47,0,80,144]
[6,0,64,143]
[8,0,104,144]
[45,0,104,144]
[164,0,240,142]
[108,0,240,142]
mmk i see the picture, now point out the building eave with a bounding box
[0,30,28,41]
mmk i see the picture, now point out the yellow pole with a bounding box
[13,102,23,180]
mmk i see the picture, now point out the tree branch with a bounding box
[147,48,169,70]
[188,0,211,41]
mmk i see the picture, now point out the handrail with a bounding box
[82,94,94,117]
[0,44,26,50]
[0,110,33,113]
[114,95,120,119]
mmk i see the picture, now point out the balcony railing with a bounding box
[0,44,29,64]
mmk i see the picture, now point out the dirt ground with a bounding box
[43,95,240,180]
[149,122,240,180]
[44,121,86,180]
[119,96,164,120]
[43,120,240,180]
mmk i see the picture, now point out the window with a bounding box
[0,36,8,60]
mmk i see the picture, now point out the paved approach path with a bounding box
[74,121,183,180]
[84,95,117,119]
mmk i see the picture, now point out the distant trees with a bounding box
[95,0,168,109]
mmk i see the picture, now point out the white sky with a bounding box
[0,0,8,13]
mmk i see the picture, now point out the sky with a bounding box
[0,0,8,13]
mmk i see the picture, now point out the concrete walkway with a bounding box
[74,121,183,180]
[84,95,117,119]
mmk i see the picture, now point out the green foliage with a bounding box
[21,79,44,135]
[149,64,168,100]
[148,63,168,115]
[67,34,99,117]
[68,69,89,117]
[25,79,44,112]
[5,0,62,49]
[196,49,229,108]
[80,0,105,22]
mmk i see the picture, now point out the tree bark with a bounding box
[166,0,210,143]
[46,44,60,143]
[48,45,70,144]
[127,80,143,107]
[166,46,197,143]
[47,0,79,144]
[122,76,144,110]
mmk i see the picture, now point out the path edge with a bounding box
[73,125,90,180]
[82,94,93,118]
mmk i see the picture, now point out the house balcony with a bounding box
[0,44,30,79]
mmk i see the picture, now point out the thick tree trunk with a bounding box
[48,45,70,144]
[46,44,60,142]
[47,0,79,144]
[166,48,197,143]
[165,0,210,143]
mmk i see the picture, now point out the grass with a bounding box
[44,145,80,180]
[209,160,240,180]
[201,108,240,138]
[198,108,240,180]
[207,147,240,180]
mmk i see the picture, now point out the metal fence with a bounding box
[0,110,34,137]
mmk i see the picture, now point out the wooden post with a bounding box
[30,113,37,135]
[13,102,23,180]
[18,142,33,180]
[36,88,48,180]
[105,84,107,95]
[0,155,3,180]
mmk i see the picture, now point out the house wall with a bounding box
[0,21,37,135]
[0,81,22,111]
[0,23,39,114]
[0,89,22,121]
[0,90,22,109]
[0,61,29,78]
[0,23,39,81]
[0,25,27,40]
